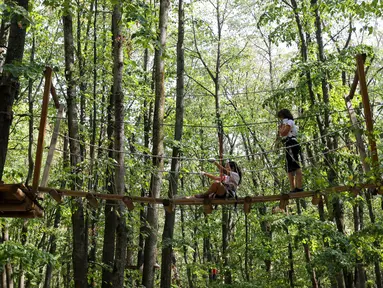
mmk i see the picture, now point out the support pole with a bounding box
[32,67,52,194]
[356,54,379,175]
[40,104,64,189]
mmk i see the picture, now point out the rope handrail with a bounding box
[45,122,361,162]
[49,141,357,175]
[16,105,371,129]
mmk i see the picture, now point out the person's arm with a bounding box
[212,160,230,174]
[202,172,221,181]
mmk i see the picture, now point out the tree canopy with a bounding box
[0,0,383,287]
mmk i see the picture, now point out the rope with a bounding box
[45,122,361,162]
[16,105,372,129]
[50,140,358,175]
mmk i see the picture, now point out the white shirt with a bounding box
[222,171,240,190]
[282,118,297,138]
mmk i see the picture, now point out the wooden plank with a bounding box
[32,67,53,194]
[0,185,26,201]
[0,203,31,212]
[356,54,379,173]
[40,104,64,190]
[33,182,379,206]
[0,211,39,218]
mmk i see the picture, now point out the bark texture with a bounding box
[0,0,29,180]
[142,0,170,287]
[63,12,88,288]
[160,0,184,286]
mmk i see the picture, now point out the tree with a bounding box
[62,7,88,288]
[160,0,185,286]
[0,0,29,180]
[142,0,170,287]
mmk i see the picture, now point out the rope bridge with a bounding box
[0,54,380,218]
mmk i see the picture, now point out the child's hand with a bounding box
[200,171,205,176]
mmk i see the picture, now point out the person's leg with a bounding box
[288,172,295,191]
[195,182,225,198]
[295,168,302,190]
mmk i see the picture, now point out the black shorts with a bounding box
[284,138,301,173]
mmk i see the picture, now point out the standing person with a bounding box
[278,109,303,193]
[195,159,242,198]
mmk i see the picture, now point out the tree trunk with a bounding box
[111,2,128,287]
[284,226,294,288]
[344,61,382,288]
[44,207,61,288]
[101,90,116,287]
[62,12,88,288]
[3,226,13,288]
[142,0,170,287]
[0,0,11,72]
[181,206,193,288]
[44,134,68,288]
[17,221,28,288]
[137,47,153,270]
[160,0,184,286]
[297,195,318,287]
[101,2,116,286]
[0,0,29,180]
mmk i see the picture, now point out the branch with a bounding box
[184,70,215,97]
[367,65,383,87]
[191,17,216,83]
[220,41,248,68]
[281,0,293,9]
[343,20,352,50]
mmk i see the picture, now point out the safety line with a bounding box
[45,122,361,162]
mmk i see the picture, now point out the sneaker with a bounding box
[294,188,304,193]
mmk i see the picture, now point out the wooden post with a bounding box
[203,198,213,214]
[86,193,99,209]
[356,54,379,175]
[311,192,321,205]
[40,104,64,190]
[49,189,62,203]
[279,194,289,210]
[32,67,52,194]
[122,196,135,211]
[163,199,174,213]
[244,196,252,214]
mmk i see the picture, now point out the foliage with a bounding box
[1,0,383,287]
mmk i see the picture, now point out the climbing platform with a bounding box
[0,184,43,218]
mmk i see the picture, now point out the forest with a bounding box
[1,0,383,287]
